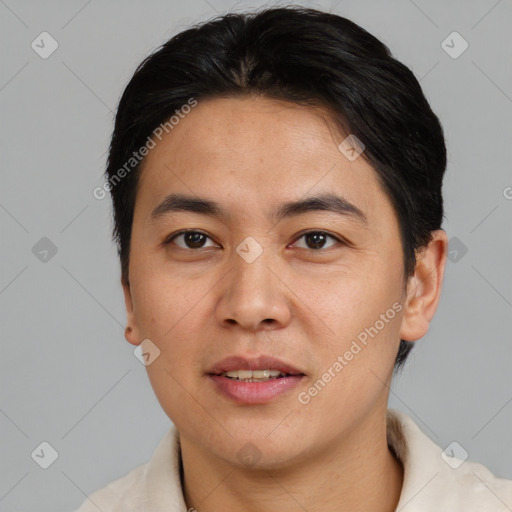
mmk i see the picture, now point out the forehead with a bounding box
[135,95,394,228]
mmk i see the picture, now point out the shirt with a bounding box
[74,408,512,511]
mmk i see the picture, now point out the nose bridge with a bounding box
[216,237,291,330]
[233,241,273,297]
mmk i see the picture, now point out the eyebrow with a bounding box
[150,192,367,225]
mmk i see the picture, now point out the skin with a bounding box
[122,95,448,512]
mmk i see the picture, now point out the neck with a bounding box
[180,406,404,512]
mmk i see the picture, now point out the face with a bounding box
[122,95,435,468]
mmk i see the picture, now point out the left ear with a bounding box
[399,229,448,342]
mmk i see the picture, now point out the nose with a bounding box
[215,244,292,332]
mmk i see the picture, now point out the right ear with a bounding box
[122,275,141,346]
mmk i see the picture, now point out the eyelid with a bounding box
[162,229,219,248]
[291,228,345,241]
[289,229,348,249]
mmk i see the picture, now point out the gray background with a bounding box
[1,0,511,510]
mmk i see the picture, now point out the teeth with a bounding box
[222,369,287,381]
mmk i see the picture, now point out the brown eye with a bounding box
[292,231,341,250]
[166,231,217,250]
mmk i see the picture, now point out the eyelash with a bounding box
[162,229,347,251]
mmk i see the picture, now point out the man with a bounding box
[77,6,512,511]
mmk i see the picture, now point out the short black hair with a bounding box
[104,5,446,373]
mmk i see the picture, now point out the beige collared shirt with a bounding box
[74,409,512,511]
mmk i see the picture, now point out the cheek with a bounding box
[132,267,200,336]
[297,294,402,430]
[294,264,398,339]
[135,271,209,425]
[130,268,212,385]
[295,264,402,386]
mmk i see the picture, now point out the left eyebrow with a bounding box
[272,193,368,225]
[149,192,367,225]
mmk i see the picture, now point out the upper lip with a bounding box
[208,355,305,376]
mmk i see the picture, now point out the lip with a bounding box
[207,355,305,376]
[209,374,305,404]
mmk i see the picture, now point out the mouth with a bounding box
[207,355,306,404]
[218,369,303,382]
[208,355,305,378]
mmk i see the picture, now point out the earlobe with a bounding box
[121,276,141,346]
[399,230,448,342]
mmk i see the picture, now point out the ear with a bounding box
[122,275,142,346]
[399,229,448,342]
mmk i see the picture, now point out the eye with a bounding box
[163,229,346,251]
[291,230,343,250]
[164,230,218,250]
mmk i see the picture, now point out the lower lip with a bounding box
[209,375,305,404]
